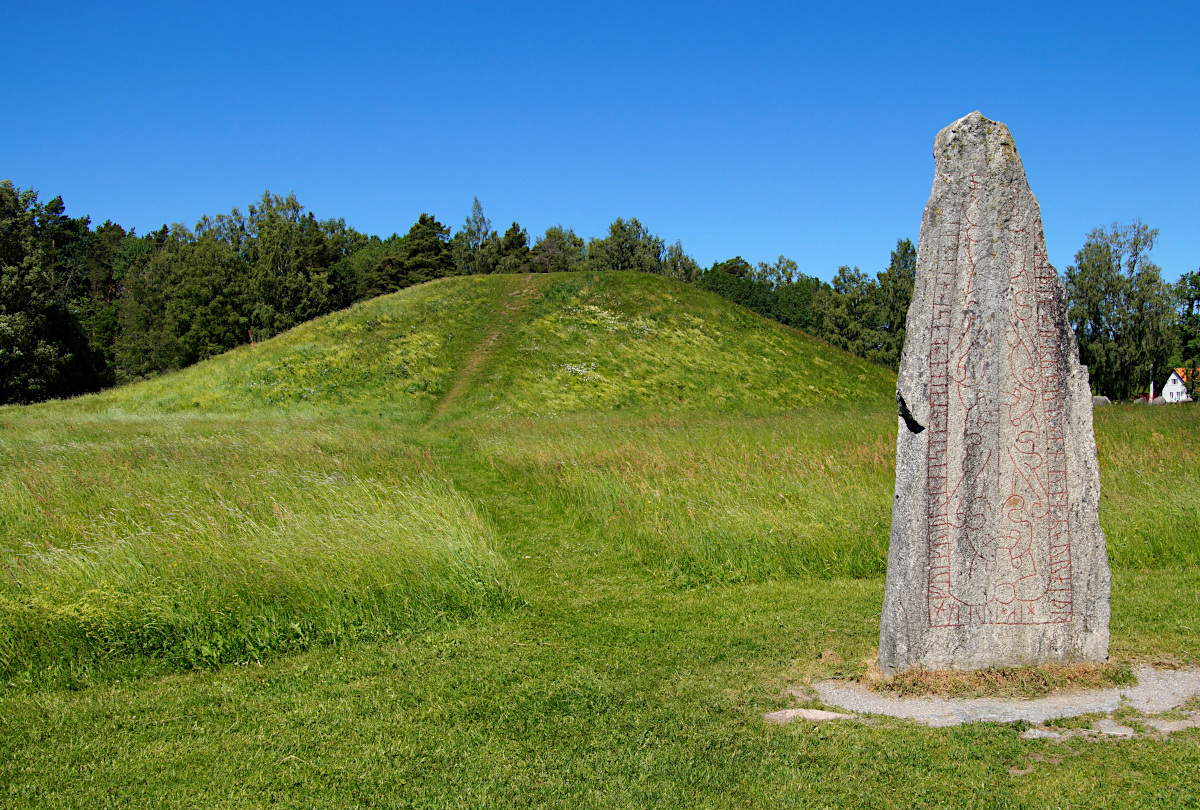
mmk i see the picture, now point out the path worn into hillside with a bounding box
[429,274,539,422]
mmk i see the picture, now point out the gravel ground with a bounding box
[770,668,1200,728]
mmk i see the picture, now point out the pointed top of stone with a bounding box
[935,110,1010,148]
[928,111,1031,213]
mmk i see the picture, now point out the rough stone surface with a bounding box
[805,667,1200,728]
[879,112,1110,673]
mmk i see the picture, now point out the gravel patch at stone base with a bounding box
[777,667,1200,728]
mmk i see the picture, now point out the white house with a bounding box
[1163,368,1194,403]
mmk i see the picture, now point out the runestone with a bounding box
[879,112,1110,674]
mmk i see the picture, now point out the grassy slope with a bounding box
[70,271,894,421]
[1,272,1198,807]
[441,272,893,419]
[70,273,504,422]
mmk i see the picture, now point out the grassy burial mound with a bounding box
[71,273,506,422]
[433,272,894,419]
[70,271,894,421]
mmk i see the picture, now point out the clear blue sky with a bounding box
[4,1,1197,281]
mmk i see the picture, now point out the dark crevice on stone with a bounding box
[897,392,925,434]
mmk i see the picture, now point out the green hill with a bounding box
[68,271,895,421]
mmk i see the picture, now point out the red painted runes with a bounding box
[926,216,1073,627]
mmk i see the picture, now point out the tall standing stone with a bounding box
[879,112,1110,674]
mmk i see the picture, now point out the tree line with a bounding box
[1,179,1195,405]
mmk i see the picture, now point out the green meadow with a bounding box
[2,272,1198,808]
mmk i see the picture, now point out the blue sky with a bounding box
[4,1,1197,281]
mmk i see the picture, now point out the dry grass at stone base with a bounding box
[859,655,1136,699]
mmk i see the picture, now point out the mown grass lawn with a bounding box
[1,274,1198,808]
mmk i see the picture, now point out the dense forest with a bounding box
[1,180,1196,405]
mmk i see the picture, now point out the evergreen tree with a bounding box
[68,221,129,384]
[333,233,407,303]
[873,238,916,370]
[697,257,772,315]
[496,222,531,273]
[773,271,830,335]
[242,192,337,337]
[111,230,162,382]
[530,225,585,273]
[361,214,453,297]
[823,265,883,361]
[584,217,663,273]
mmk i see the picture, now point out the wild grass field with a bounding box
[1,273,1198,808]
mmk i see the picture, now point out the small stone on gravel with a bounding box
[1094,719,1136,738]
[1142,716,1199,734]
[763,708,856,725]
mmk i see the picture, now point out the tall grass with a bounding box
[0,414,509,686]
[1095,404,1200,569]
[470,409,898,583]
[471,404,1200,584]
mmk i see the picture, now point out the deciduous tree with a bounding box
[1065,221,1176,399]
[662,241,702,283]
[453,197,493,276]
[0,181,98,403]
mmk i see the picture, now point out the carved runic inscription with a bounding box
[925,190,1073,628]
